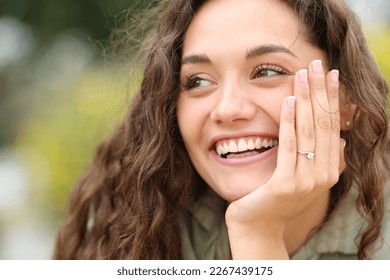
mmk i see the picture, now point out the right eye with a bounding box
[182,74,214,90]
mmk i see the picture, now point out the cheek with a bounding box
[249,85,292,123]
[176,97,209,176]
[176,96,205,144]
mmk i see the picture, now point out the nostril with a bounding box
[210,92,257,124]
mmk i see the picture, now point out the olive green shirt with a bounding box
[181,184,390,259]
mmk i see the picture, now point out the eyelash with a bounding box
[182,74,212,91]
[251,64,289,79]
[181,64,289,91]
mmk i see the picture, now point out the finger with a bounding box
[326,70,342,182]
[308,60,331,169]
[275,96,297,178]
[294,69,315,169]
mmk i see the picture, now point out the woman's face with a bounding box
[177,0,327,202]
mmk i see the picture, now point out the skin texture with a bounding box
[177,0,346,258]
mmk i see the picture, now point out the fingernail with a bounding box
[287,96,296,109]
[312,60,324,75]
[298,69,308,85]
[330,70,339,84]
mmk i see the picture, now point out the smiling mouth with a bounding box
[214,137,278,159]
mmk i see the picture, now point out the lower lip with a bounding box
[211,145,278,166]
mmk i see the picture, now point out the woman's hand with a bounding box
[225,60,346,259]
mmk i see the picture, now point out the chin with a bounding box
[209,172,272,202]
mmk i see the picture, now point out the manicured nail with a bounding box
[287,96,296,109]
[330,70,339,84]
[298,69,308,85]
[312,60,324,75]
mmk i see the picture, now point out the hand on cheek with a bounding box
[226,60,346,259]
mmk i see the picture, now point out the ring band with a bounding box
[297,151,315,159]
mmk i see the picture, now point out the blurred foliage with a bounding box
[15,65,140,218]
[0,1,154,146]
[0,0,151,220]
[0,0,149,44]
[367,28,390,85]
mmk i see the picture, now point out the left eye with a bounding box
[251,65,288,79]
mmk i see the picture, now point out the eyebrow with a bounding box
[181,44,297,65]
[246,44,298,59]
[181,54,212,65]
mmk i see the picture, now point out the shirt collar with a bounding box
[184,188,227,231]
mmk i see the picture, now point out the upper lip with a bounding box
[208,131,279,151]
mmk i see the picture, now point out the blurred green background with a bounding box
[0,0,389,259]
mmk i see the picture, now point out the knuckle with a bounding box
[331,117,341,132]
[299,89,310,100]
[328,88,339,99]
[301,121,315,140]
[317,172,329,185]
[317,114,332,131]
[283,111,295,124]
[328,171,340,185]
[311,80,326,91]
[295,172,315,191]
[300,181,315,192]
[316,170,339,188]
[278,183,296,196]
[284,138,297,153]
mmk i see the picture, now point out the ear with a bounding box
[340,102,356,131]
[338,85,356,131]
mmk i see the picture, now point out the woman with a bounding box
[54,0,390,259]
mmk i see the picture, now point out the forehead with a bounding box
[182,0,304,56]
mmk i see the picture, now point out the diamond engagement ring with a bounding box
[297,151,315,159]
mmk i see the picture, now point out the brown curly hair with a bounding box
[53,0,389,259]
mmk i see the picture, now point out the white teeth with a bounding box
[223,142,229,154]
[248,139,255,150]
[262,139,269,148]
[238,139,247,152]
[228,140,238,153]
[255,138,261,149]
[216,137,278,157]
[216,145,222,156]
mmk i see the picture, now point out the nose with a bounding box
[210,82,257,125]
